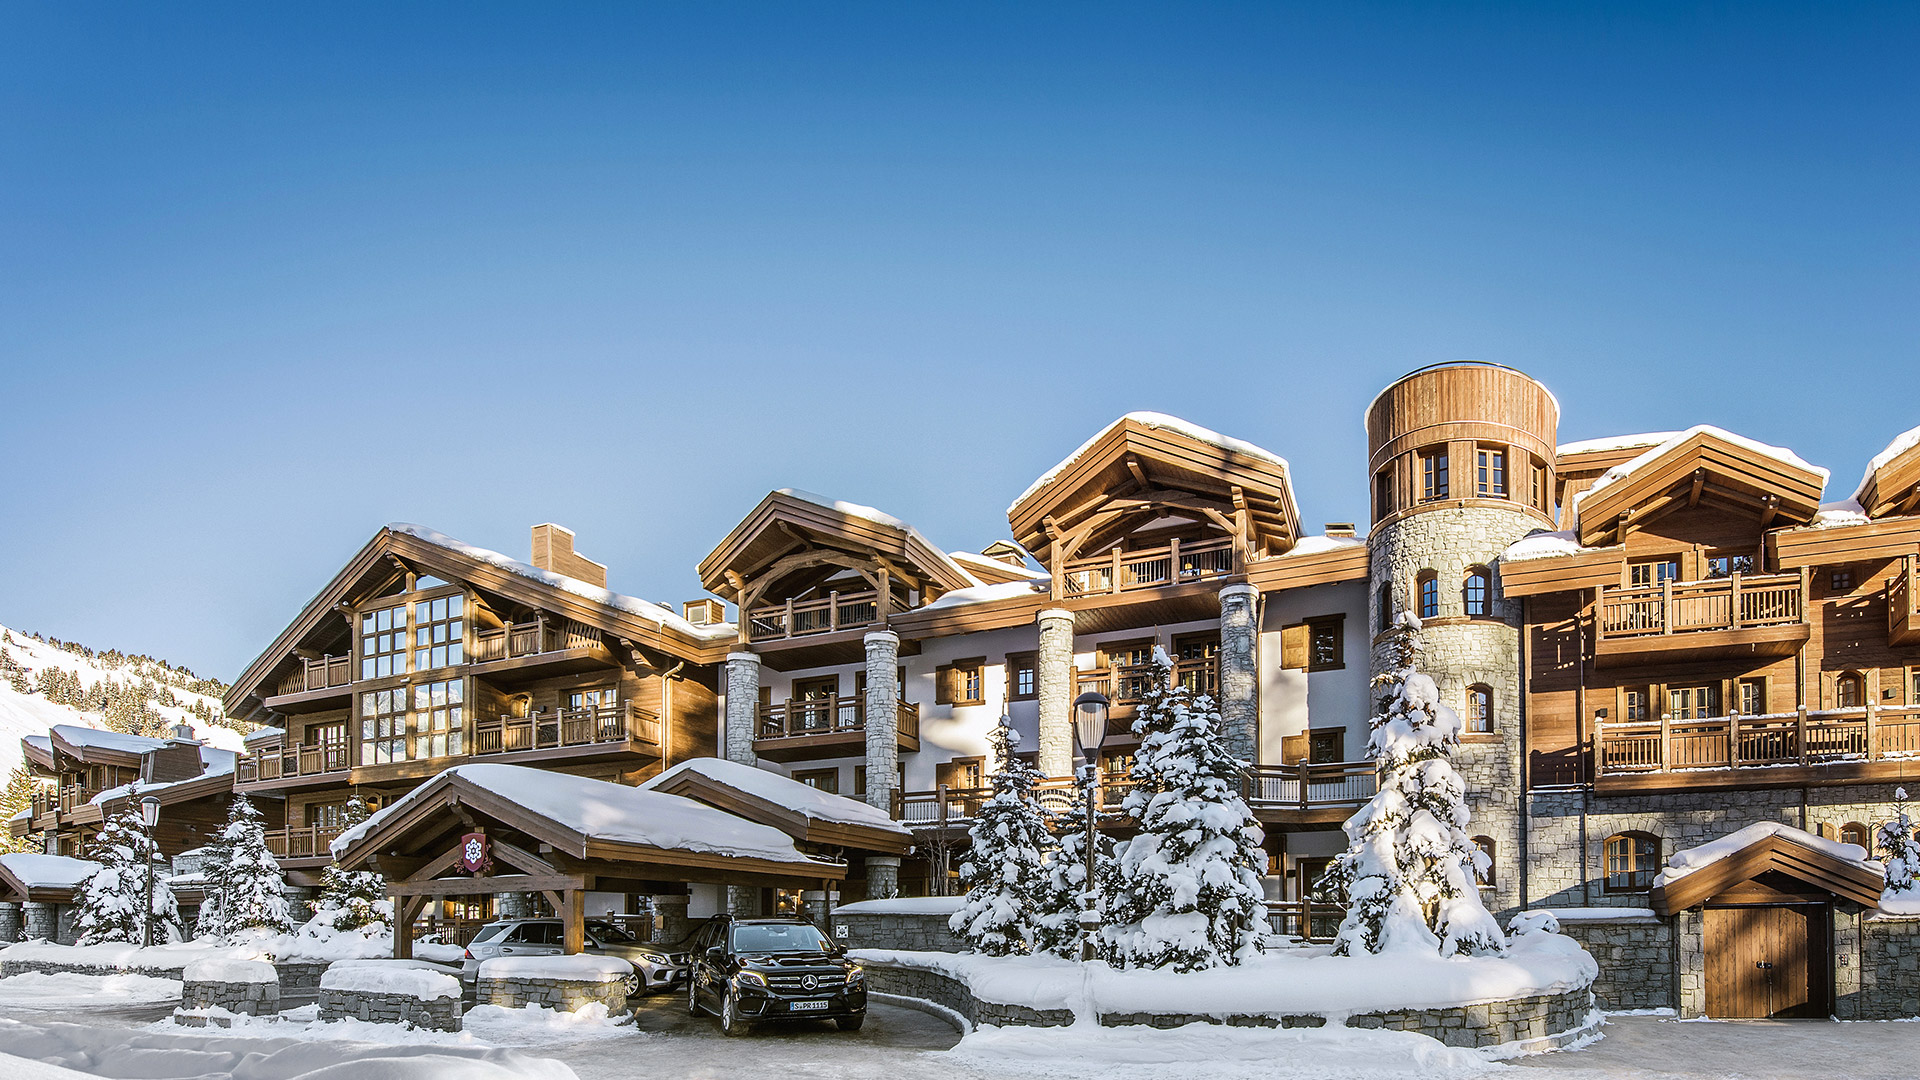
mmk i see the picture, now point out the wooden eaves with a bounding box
[1571,430,1826,549]
[1649,832,1884,915]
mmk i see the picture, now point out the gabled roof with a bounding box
[48,725,167,769]
[1569,426,1828,547]
[947,549,1048,586]
[643,757,912,854]
[1649,822,1884,914]
[0,852,98,903]
[697,489,979,604]
[1007,413,1300,564]
[1855,424,1920,520]
[227,524,738,716]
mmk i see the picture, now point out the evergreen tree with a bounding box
[74,802,179,946]
[192,808,238,940]
[1032,796,1113,958]
[312,796,388,931]
[1096,647,1266,971]
[1317,615,1505,958]
[1879,787,1919,909]
[217,795,293,937]
[948,719,1056,955]
[0,766,37,855]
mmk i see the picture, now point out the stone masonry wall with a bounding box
[1552,917,1673,1010]
[181,977,279,1017]
[864,963,1075,1028]
[318,987,462,1031]
[1859,916,1920,1020]
[478,973,629,1015]
[834,911,966,953]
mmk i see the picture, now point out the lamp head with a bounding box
[139,795,161,829]
[1071,690,1110,762]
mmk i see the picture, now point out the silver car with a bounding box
[460,918,688,995]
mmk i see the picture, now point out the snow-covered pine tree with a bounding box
[192,808,237,940]
[1317,614,1505,958]
[312,796,388,931]
[74,802,180,945]
[948,718,1056,955]
[217,795,293,937]
[1879,787,1919,910]
[0,767,36,855]
[1032,796,1113,958]
[1096,646,1267,972]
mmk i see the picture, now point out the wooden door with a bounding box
[1705,904,1830,1018]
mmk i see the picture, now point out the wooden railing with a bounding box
[471,702,661,756]
[30,785,104,818]
[1243,761,1379,810]
[891,763,1371,826]
[236,742,351,784]
[276,655,351,697]
[1076,658,1218,709]
[1597,573,1804,639]
[264,824,342,860]
[757,697,921,742]
[1889,557,1919,645]
[746,590,884,642]
[1597,706,1920,775]
[893,774,1134,826]
[1062,537,1236,597]
[1267,898,1348,943]
[470,619,600,663]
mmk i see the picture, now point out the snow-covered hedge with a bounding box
[319,959,460,1000]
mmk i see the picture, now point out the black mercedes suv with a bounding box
[686,915,867,1035]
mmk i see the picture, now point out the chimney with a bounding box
[530,524,608,588]
[170,721,195,742]
[683,599,727,625]
[1324,522,1357,538]
[980,540,1029,567]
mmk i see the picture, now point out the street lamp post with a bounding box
[1070,690,1110,962]
[139,795,161,949]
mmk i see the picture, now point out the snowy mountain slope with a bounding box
[0,625,243,779]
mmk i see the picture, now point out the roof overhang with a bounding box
[0,855,98,904]
[644,762,913,855]
[697,490,977,605]
[1857,430,1920,520]
[1573,430,1826,548]
[1650,832,1884,915]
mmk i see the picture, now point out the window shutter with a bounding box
[935,665,954,705]
[1281,733,1309,764]
[1281,624,1309,669]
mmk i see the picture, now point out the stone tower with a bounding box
[1364,362,1559,918]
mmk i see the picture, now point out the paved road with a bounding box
[1515,1015,1920,1080]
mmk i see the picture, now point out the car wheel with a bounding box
[623,970,643,997]
[836,1013,865,1032]
[687,978,703,1016]
[720,988,749,1036]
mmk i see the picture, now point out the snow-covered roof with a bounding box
[1273,534,1366,557]
[1499,530,1598,563]
[1811,499,1873,530]
[644,758,911,837]
[390,524,735,641]
[50,725,167,755]
[334,763,842,869]
[1556,432,1680,458]
[90,748,236,806]
[0,852,100,890]
[1011,412,1291,516]
[242,726,285,745]
[1855,424,1920,504]
[773,491,982,588]
[947,549,1048,581]
[1570,425,1829,531]
[920,580,1049,611]
[1652,822,1877,889]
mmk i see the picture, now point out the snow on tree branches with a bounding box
[1318,614,1504,958]
[312,796,388,932]
[216,795,293,938]
[1033,796,1112,958]
[1098,646,1266,972]
[950,717,1056,955]
[1879,787,1919,913]
[74,800,179,945]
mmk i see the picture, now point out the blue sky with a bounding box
[1,3,1914,679]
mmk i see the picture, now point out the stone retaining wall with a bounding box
[864,959,1598,1052]
[182,977,278,1017]
[275,961,330,996]
[478,973,629,1015]
[1859,915,1920,1020]
[1552,917,1673,1011]
[318,987,462,1031]
[0,957,189,979]
[833,911,966,953]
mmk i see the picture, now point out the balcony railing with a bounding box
[757,697,920,742]
[1062,537,1236,597]
[265,825,342,860]
[1597,706,1920,776]
[1076,658,1219,710]
[893,774,1135,826]
[30,785,104,818]
[471,702,661,756]
[1267,898,1348,943]
[276,655,351,698]
[470,619,601,664]
[237,743,351,785]
[1243,761,1379,809]
[746,590,884,643]
[1597,573,1804,640]
[892,762,1373,826]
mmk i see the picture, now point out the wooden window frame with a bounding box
[1531,459,1549,513]
[791,767,839,794]
[1603,832,1661,893]
[1475,446,1508,500]
[1622,686,1650,722]
[1668,683,1721,721]
[1376,581,1394,633]
[1831,567,1856,594]
[1420,448,1450,501]
[412,678,465,760]
[1839,822,1870,853]
[1835,670,1865,710]
[1737,677,1767,716]
[1307,728,1344,764]
[410,589,467,674]
[1472,836,1495,888]
[359,602,409,681]
[1374,468,1394,521]
[1465,684,1494,733]
[1463,567,1491,618]
[1628,559,1681,587]
[1704,551,1759,580]
[1006,652,1038,702]
[1417,571,1440,619]
[1298,615,1343,672]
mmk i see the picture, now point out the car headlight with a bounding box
[846,966,865,987]
[733,970,767,988]
[638,952,667,966]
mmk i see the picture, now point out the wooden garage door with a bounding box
[1704,904,1830,1018]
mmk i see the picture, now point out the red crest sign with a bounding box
[460,831,493,875]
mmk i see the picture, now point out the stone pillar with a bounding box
[1217,584,1259,764]
[725,652,762,766]
[1675,908,1705,1019]
[864,855,901,901]
[494,892,535,920]
[282,885,315,921]
[726,886,762,918]
[863,630,901,813]
[1834,905,1862,1020]
[0,902,20,943]
[649,894,691,946]
[1036,608,1076,777]
[23,902,56,941]
[54,904,78,945]
[800,890,830,928]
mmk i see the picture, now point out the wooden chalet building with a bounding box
[9,724,249,861]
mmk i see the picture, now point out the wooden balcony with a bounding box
[1076,658,1218,730]
[1595,706,1920,793]
[1889,557,1920,646]
[753,697,920,763]
[469,619,611,681]
[265,654,353,711]
[893,774,1136,827]
[265,824,342,862]
[29,784,104,820]
[1594,572,1809,667]
[746,590,884,644]
[236,743,351,788]
[1062,537,1236,598]
[1267,898,1348,943]
[892,761,1375,828]
[472,702,662,761]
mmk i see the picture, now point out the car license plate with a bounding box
[789,999,829,1011]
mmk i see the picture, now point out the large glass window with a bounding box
[1466,685,1494,733]
[360,604,408,679]
[1705,552,1757,579]
[360,689,407,764]
[413,594,465,672]
[1629,559,1681,587]
[1668,684,1721,720]
[413,679,464,758]
[1421,450,1450,501]
[1476,448,1507,498]
[1605,833,1660,892]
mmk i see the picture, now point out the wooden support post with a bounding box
[1797,706,1810,765]
[1110,547,1123,594]
[1297,760,1311,810]
[1730,572,1743,629]
[562,889,585,955]
[1659,710,1672,771]
[1169,536,1182,582]
[1661,578,1673,634]
[876,567,891,628]
[1867,669,1880,759]
[829,591,840,632]
[1728,712,1741,768]
[784,598,795,637]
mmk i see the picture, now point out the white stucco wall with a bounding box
[1257,580,1371,765]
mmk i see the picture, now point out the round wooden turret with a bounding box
[1365,361,1559,532]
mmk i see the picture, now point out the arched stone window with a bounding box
[1604,832,1661,893]
[1840,821,1870,852]
[1466,685,1494,733]
[1376,581,1394,633]
[1472,836,1495,888]
[1463,567,1491,617]
[1835,671,1865,709]
[1418,571,1439,619]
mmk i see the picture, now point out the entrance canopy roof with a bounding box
[0,853,99,904]
[644,757,912,855]
[1650,822,1884,915]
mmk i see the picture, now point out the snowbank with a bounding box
[184,957,278,983]
[0,970,183,1004]
[321,959,461,1000]
[946,1020,1499,1079]
[479,955,635,980]
[1652,821,1876,887]
[835,896,967,916]
[0,937,261,972]
[855,931,1595,1017]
